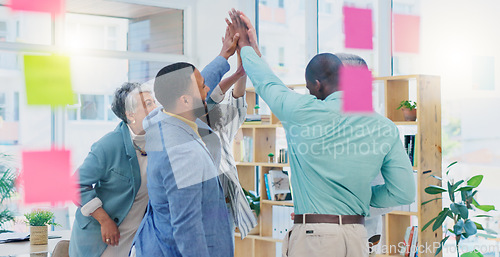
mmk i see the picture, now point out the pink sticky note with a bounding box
[340,66,373,113]
[8,0,64,15]
[343,6,373,50]
[393,14,420,53]
[21,149,79,205]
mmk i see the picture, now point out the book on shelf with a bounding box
[400,226,418,257]
[404,135,416,166]
[266,170,292,201]
[240,136,253,162]
[245,114,262,122]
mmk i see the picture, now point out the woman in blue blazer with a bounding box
[69,82,157,257]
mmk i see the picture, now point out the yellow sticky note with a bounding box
[24,55,75,105]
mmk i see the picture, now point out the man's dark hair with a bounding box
[111,82,141,123]
[336,53,368,68]
[154,62,196,110]
[305,53,343,89]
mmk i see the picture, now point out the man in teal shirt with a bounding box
[228,10,415,257]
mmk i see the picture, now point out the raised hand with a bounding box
[219,26,240,60]
[227,8,251,48]
[238,11,262,57]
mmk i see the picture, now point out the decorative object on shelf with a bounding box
[24,209,60,245]
[253,105,260,115]
[422,161,497,256]
[267,153,275,163]
[397,100,417,121]
[278,148,288,164]
[0,152,16,234]
[265,170,291,201]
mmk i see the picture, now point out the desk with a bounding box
[0,230,70,257]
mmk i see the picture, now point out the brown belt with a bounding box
[294,214,365,225]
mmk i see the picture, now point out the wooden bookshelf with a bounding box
[377,75,442,257]
[234,75,442,257]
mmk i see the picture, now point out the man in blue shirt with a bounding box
[228,10,415,257]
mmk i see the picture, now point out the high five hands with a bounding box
[225,8,262,57]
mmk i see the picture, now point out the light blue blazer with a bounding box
[132,108,233,257]
[69,122,142,257]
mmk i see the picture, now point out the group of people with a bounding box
[69,9,415,257]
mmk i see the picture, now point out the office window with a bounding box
[65,8,183,54]
[80,95,105,120]
[0,21,6,41]
[318,0,377,74]
[258,0,306,84]
[278,47,285,67]
[0,6,52,44]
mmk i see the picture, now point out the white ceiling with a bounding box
[0,0,177,19]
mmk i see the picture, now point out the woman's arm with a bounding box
[232,53,246,98]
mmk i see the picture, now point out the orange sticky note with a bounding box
[24,55,75,106]
[8,0,64,15]
[340,66,373,113]
[21,149,79,205]
[343,6,373,50]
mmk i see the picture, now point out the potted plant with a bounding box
[422,161,497,256]
[24,209,59,245]
[242,188,260,235]
[0,152,16,234]
[267,153,275,163]
[397,100,417,121]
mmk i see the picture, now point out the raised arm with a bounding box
[370,136,416,208]
[201,27,239,96]
[227,9,314,123]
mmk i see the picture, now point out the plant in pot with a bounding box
[422,161,497,256]
[24,209,59,245]
[242,188,260,235]
[0,152,16,234]
[397,100,417,121]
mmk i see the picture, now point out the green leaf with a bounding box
[447,181,455,202]
[433,209,450,231]
[450,203,468,219]
[472,198,480,208]
[461,250,484,257]
[447,161,458,169]
[484,228,498,235]
[474,215,493,218]
[422,216,438,232]
[476,205,495,212]
[453,219,464,235]
[474,222,484,230]
[476,233,496,239]
[421,197,441,206]
[464,219,478,236]
[451,180,464,192]
[425,185,447,194]
[456,185,476,192]
[430,175,442,180]
[435,236,449,256]
[467,175,483,187]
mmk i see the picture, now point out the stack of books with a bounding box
[400,226,418,257]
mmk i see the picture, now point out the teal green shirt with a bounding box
[241,46,415,216]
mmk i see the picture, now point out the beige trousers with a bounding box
[282,223,369,257]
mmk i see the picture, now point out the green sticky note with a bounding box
[24,55,75,105]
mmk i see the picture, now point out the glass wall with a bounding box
[0,1,187,231]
